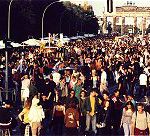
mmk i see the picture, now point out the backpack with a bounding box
[135,111,148,127]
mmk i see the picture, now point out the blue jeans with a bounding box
[85,114,97,134]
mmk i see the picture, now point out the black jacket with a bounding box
[85,96,100,114]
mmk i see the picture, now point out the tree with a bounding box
[63,1,99,35]
[0,0,98,42]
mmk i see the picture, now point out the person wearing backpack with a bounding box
[131,103,150,136]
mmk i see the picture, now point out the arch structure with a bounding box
[103,5,150,35]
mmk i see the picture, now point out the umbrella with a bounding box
[22,38,40,46]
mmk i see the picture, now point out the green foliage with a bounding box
[62,1,99,35]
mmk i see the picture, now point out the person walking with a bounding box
[28,95,45,136]
[52,100,65,136]
[100,67,108,94]
[64,102,79,136]
[131,103,150,136]
[21,74,30,106]
[97,100,112,136]
[85,89,101,135]
[120,101,135,136]
[79,90,87,134]
[18,98,31,136]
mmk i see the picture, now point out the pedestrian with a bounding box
[131,103,150,136]
[52,99,65,136]
[111,90,123,135]
[79,90,87,134]
[120,101,135,136]
[97,100,112,136]
[18,98,31,136]
[85,88,101,135]
[28,95,45,136]
[139,71,148,98]
[21,74,30,106]
[100,67,108,94]
[64,101,79,136]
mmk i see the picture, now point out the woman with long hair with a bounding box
[97,100,112,136]
[120,101,135,136]
[28,95,45,136]
[52,99,65,136]
[18,98,31,136]
[79,90,87,134]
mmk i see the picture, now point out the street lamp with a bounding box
[5,0,14,100]
[8,0,14,39]
[42,1,63,40]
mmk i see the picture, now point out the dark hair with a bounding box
[57,99,63,105]
[125,101,135,112]
[49,74,53,79]
[137,103,144,107]
[91,88,97,93]
[103,91,109,96]
[103,100,110,107]
[114,90,119,93]
[80,90,86,97]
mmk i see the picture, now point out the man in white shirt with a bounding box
[52,70,61,85]
[21,75,30,106]
[100,67,108,94]
[131,103,150,135]
[139,71,148,97]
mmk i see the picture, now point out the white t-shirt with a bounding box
[21,79,30,89]
[101,71,107,84]
[21,79,30,98]
[52,72,61,85]
[139,74,147,86]
[132,111,150,130]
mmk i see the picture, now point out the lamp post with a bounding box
[8,0,14,39]
[5,0,14,100]
[42,1,62,40]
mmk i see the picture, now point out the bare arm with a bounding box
[18,112,24,121]
[63,106,65,115]
[18,109,26,122]
[131,113,136,135]
[52,106,56,119]
[131,121,135,135]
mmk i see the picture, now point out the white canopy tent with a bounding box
[22,38,41,46]
[11,42,24,48]
[0,40,5,49]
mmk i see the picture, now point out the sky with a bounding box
[63,0,150,16]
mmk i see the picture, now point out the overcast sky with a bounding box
[64,0,150,16]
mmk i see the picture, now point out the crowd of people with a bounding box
[0,35,150,136]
